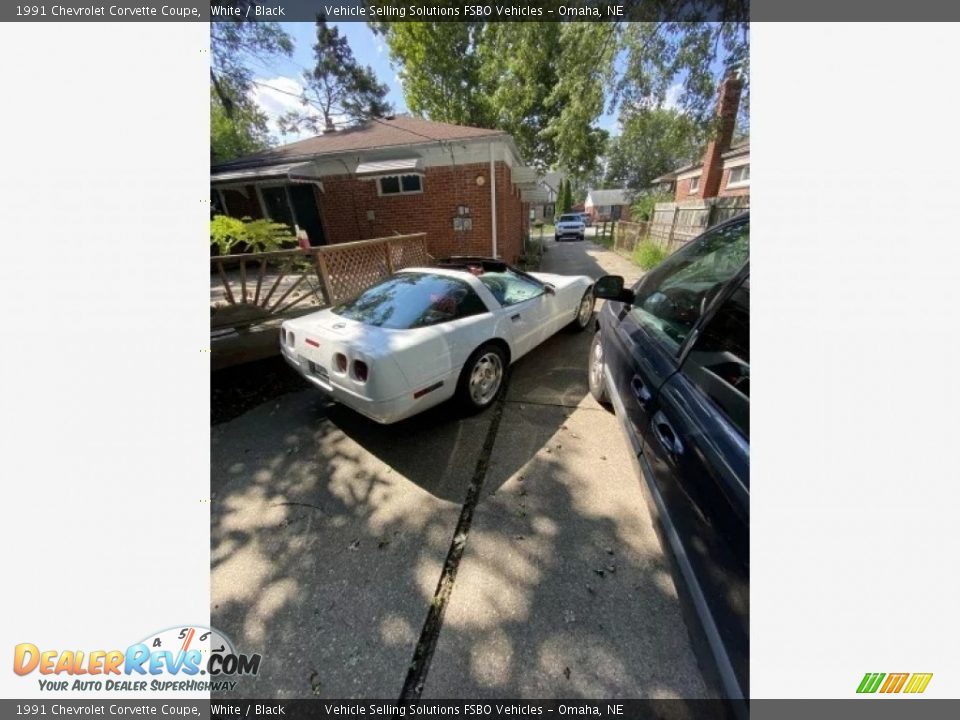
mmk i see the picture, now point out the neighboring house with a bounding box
[210,115,539,263]
[653,73,750,204]
[528,171,563,223]
[585,189,632,222]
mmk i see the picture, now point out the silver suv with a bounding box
[555,213,585,242]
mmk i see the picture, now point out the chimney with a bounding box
[698,72,743,199]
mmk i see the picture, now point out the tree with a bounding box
[557,178,574,215]
[604,107,703,192]
[617,21,750,133]
[280,16,392,135]
[211,93,271,163]
[369,21,491,127]
[370,19,614,176]
[210,12,293,117]
[210,12,293,161]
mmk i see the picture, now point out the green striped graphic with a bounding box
[856,672,886,693]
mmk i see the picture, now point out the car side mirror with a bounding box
[593,275,634,304]
[544,283,556,295]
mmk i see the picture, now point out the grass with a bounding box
[532,223,555,237]
[632,239,670,270]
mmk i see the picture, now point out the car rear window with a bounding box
[332,273,488,329]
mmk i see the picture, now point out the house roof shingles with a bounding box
[652,138,750,184]
[213,115,507,171]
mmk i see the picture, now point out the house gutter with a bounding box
[489,142,498,259]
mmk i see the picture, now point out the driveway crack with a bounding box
[399,382,508,700]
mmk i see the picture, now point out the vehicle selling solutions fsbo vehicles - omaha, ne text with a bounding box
[280,259,595,423]
[589,214,750,703]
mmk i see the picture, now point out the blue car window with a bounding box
[631,220,749,352]
[332,273,487,329]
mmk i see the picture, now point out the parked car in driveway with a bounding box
[589,214,749,703]
[280,258,595,424]
[554,213,586,242]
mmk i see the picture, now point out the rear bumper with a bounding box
[281,346,415,424]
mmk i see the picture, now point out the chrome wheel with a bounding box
[468,352,503,406]
[577,289,594,327]
[590,334,604,389]
[589,331,609,405]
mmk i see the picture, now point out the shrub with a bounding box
[210,215,296,255]
[632,239,669,270]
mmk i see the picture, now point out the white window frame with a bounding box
[376,174,424,197]
[726,164,750,189]
[688,176,701,194]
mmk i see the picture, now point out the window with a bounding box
[683,276,749,437]
[378,174,423,195]
[332,273,487,329]
[727,165,750,187]
[688,176,700,193]
[629,219,749,353]
[478,269,545,307]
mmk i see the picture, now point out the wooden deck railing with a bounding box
[210,233,430,331]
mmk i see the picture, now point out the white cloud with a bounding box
[664,83,683,111]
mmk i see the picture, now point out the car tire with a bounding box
[456,342,508,414]
[567,287,595,332]
[588,330,610,406]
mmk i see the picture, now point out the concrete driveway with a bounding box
[210,239,706,700]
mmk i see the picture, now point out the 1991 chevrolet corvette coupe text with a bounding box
[280,258,595,423]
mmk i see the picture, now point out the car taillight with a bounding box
[334,353,348,373]
[353,360,369,382]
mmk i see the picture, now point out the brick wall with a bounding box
[316,161,524,264]
[675,178,699,202]
[718,168,750,198]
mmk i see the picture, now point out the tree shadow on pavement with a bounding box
[210,308,710,704]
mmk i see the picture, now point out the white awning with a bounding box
[211,161,320,184]
[354,158,423,177]
[521,188,552,203]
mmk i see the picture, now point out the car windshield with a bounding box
[332,273,487,329]
[558,215,581,223]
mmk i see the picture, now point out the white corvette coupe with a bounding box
[280,258,594,424]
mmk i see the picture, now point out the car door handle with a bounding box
[631,375,652,406]
[510,313,521,322]
[652,411,684,458]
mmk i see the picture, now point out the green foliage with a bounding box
[606,108,703,192]
[630,191,674,222]
[210,215,296,255]
[632,240,670,271]
[210,15,292,160]
[370,20,612,177]
[281,17,392,134]
[557,178,574,215]
[618,22,750,133]
[211,92,271,163]
[210,15,292,117]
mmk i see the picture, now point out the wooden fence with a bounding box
[210,234,430,368]
[616,197,748,254]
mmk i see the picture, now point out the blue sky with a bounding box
[247,21,628,145]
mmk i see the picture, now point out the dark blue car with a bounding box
[590,214,749,703]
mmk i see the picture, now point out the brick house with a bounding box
[652,73,750,204]
[584,189,632,222]
[210,115,538,263]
